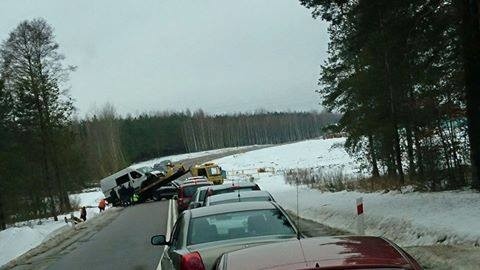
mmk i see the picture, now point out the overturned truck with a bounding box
[100,163,189,205]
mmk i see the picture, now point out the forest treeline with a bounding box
[0,19,338,228]
[81,108,339,181]
[181,110,338,152]
[300,0,480,190]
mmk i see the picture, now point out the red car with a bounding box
[177,180,213,212]
[216,236,422,270]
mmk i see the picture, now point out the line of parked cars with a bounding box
[151,177,423,270]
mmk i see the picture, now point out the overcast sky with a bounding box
[0,0,328,116]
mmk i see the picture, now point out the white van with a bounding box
[100,166,153,199]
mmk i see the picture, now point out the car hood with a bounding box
[188,236,296,270]
[220,236,417,270]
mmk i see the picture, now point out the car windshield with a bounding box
[137,166,154,174]
[209,167,220,175]
[187,209,296,245]
[209,196,271,206]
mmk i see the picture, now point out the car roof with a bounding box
[207,190,271,203]
[195,185,212,192]
[219,236,416,270]
[180,181,213,188]
[186,176,207,180]
[100,166,136,182]
[182,177,209,185]
[188,201,277,218]
[205,181,258,191]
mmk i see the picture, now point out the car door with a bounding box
[162,215,185,269]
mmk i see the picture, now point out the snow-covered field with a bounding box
[213,138,353,173]
[132,145,259,169]
[214,138,480,247]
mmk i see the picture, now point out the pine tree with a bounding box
[1,18,76,220]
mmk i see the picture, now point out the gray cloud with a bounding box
[0,0,328,116]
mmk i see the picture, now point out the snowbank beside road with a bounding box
[257,175,480,246]
[0,189,104,267]
[0,222,66,268]
[214,137,480,247]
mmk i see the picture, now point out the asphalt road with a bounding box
[47,201,169,270]
[6,146,267,270]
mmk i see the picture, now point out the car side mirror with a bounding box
[151,235,169,246]
[172,195,178,200]
[189,202,201,209]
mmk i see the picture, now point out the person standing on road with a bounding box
[109,188,118,205]
[119,185,128,206]
[98,198,107,212]
[127,183,135,205]
[80,206,87,221]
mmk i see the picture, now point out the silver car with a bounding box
[188,181,261,209]
[151,201,300,270]
[205,190,275,206]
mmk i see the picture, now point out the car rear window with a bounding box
[182,184,210,197]
[187,209,296,245]
[213,186,258,196]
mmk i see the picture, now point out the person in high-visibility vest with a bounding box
[132,193,139,204]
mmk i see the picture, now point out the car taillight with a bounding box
[181,251,205,270]
[178,198,186,206]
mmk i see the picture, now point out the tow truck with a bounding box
[136,163,189,203]
[190,162,226,185]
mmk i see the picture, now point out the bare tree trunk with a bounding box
[41,144,58,221]
[379,10,405,185]
[405,124,416,179]
[368,135,380,177]
[457,0,480,189]
[413,128,426,182]
[437,121,456,187]
[0,192,6,230]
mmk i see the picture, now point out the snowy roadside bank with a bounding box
[257,174,480,246]
[1,207,122,270]
[0,189,105,267]
[214,138,480,247]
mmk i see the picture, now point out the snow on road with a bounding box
[214,137,480,247]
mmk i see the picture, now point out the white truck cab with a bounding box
[100,166,153,200]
